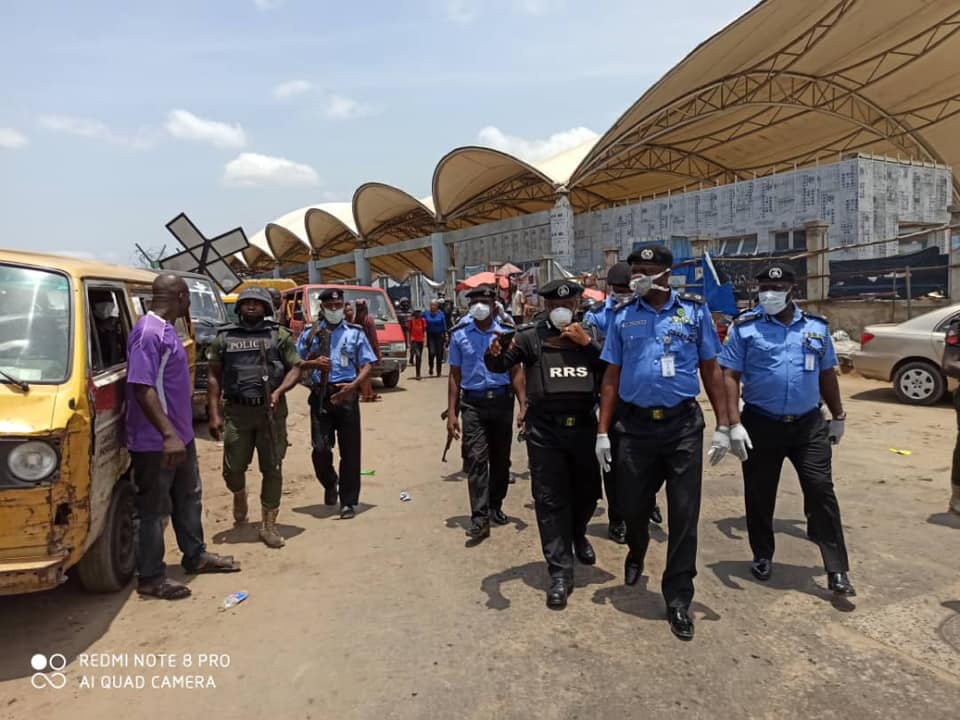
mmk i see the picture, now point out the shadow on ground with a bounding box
[291,502,377,520]
[585,521,667,544]
[715,516,809,543]
[708,559,856,612]
[592,577,721,624]
[481,561,616,610]
[212,521,306,544]
[445,514,529,534]
[927,511,960,529]
[850,387,951,407]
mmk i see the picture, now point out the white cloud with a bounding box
[38,114,153,149]
[222,152,319,188]
[0,127,28,149]
[165,109,246,149]
[253,0,283,9]
[273,80,312,100]
[446,0,478,24]
[477,125,598,163]
[324,94,378,120]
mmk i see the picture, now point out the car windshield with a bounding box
[186,278,227,324]
[0,264,72,384]
[308,288,398,324]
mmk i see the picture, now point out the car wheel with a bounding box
[380,370,400,389]
[76,478,137,592]
[892,361,946,406]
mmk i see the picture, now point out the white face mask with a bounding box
[629,270,669,297]
[323,307,344,325]
[759,290,789,315]
[469,303,491,321]
[548,307,573,329]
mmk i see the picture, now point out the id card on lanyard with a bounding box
[661,335,675,377]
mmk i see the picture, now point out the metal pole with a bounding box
[906,266,912,319]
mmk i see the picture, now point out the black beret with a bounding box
[538,278,584,299]
[627,245,672,267]
[318,287,344,302]
[465,284,497,300]
[756,266,796,283]
[236,287,273,312]
[606,261,632,287]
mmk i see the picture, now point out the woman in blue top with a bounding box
[423,299,448,376]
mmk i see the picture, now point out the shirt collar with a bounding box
[637,289,678,314]
[763,303,803,327]
[468,318,500,335]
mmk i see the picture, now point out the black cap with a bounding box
[236,287,273,313]
[627,245,672,268]
[465,284,497,300]
[538,278,584,299]
[606,261,632,287]
[756,266,796,283]
[318,287,344,302]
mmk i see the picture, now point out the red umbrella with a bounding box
[582,287,606,302]
[496,262,522,276]
[456,271,509,291]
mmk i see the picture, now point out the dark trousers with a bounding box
[309,388,362,507]
[741,408,849,573]
[952,387,960,489]
[461,394,514,520]
[131,441,206,583]
[612,402,704,609]
[603,432,623,523]
[527,425,601,580]
[410,340,424,377]
[427,332,445,374]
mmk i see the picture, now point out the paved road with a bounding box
[1,372,959,719]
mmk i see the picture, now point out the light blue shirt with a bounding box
[584,297,616,334]
[448,319,510,391]
[600,291,720,407]
[718,304,837,417]
[296,321,378,385]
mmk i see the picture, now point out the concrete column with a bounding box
[307,253,321,284]
[549,192,575,270]
[690,234,713,258]
[804,220,830,301]
[949,205,960,300]
[354,247,371,286]
[431,231,450,283]
[603,247,620,276]
[272,265,281,279]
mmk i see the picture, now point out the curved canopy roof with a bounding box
[353,183,436,279]
[570,0,960,203]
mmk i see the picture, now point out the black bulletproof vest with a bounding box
[524,326,599,414]
[220,323,285,400]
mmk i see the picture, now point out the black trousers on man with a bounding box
[308,386,362,508]
[427,332,445,375]
[461,393,514,521]
[526,413,601,580]
[410,340,424,378]
[740,406,849,573]
[603,437,623,524]
[951,387,960,491]
[612,401,704,610]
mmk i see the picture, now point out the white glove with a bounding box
[828,418,845,445]
[595,433,612,473]
[707,427,730,466]
[729,423,753,461]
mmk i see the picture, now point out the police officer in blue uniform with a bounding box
[585,261,663,542]
[596,245,732,641]
[718,266,855,596]
[447,285,518,542]
[485,279,605,608]
[297,287,378,519]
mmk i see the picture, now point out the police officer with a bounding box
[207,287,303,548]
[484,279,605,609]
[584,261,663,542]
[297,287,378,519]
[596,245,731,641]
[447,285,518,542]
[944,315,960,516]
[718,266,856,596]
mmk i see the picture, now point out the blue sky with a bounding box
[0,0,756,264]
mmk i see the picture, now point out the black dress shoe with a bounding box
[574,537,596,565]
[466,519,490,540]
[490,508,509,525]
[828,572,856,596]
[667,607,694,640]
[607,520,627,544]
[751,558,772,582]
[340,505,356,519]
[546,577,572,609]
[624,554,642,586]
[649,505,663,525]
[324,487,338,506]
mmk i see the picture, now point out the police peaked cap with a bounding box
[236,286,273,313]
[318,287,345,302]
[627,245,673,267]
[465,284,497,300]
[606,261,632,287]
[538,278,584,299]
[756,266,796,283]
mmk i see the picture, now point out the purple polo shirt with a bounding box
[125,312,194,452]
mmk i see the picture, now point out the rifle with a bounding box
[259,339,280,470]
[303,322,332,412]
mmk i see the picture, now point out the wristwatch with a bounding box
[832,412,846,421]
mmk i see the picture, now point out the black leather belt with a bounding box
[744,404,819,423]
[624,399,696,422]
[462,386,511,401]
[225,395,266,407]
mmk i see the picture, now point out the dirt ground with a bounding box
[1,371,959,719]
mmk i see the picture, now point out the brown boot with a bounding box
[259,507,285,548]
[232,490,248,524]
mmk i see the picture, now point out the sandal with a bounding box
[137,578,192,600]
[183,552,241,574]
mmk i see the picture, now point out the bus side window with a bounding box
[293,296,304,322]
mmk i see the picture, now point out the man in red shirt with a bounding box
[407,308,427,380]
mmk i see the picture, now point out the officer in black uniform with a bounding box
[485,279,605,609]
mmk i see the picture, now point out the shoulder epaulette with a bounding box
[733,312,762,326]
[345,322,364,330]
[801,311,829,324]
[516,321,538,333]
[450,322,470,334]
[612,298,636,313]
[678,292,705,304]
